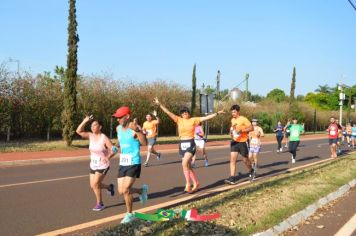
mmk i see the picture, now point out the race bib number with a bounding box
[119,153,133,166]
[91,156,101,165]
[146,130,153,136]
[329,130,336,136]
[180,142,191,150]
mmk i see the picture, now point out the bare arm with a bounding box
[128,122,147,146]
[152,110,160,124]
[103,136,115,159]
[154,97,177,122]
[200,110,225,122]
[76,115,92,139]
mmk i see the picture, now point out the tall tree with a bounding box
[289,66,296,105]
[191,64,197,115]
[62,0,79,146]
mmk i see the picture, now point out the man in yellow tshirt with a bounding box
[142,110,161,167]
[225,104,254,185]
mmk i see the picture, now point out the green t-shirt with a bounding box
[289,124,304,141]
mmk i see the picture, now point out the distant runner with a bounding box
[327,117,339,159]
[248,118,264,180]
[335,119,343,155]
[284,119,291,148]
[154,97,224,193]
[112,106,149,223]
[191,122,209,168]
[76,115,116,211]
[142,110,161,167]
[345,122,352,147]
[288,117,304,164]
[273,120,284,152]
[225,104,254,185]
[351,123,356,149]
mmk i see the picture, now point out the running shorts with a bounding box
[230,141,249,157]
[179,139,196,157]
[328,138,338,145]
[118,164,141,178]
[194,139,205,149]
[147,137,157,146]
[249,146,261,154]
[90,166,110,175]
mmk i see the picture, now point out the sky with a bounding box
[1,1,355,96]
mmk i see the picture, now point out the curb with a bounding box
[253,178,356,236]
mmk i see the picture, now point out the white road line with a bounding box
[334,213,356,236]
[0,175,87,188]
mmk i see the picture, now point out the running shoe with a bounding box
[121,212,135,224]
[191,162,196,168]
[107,183,115,196]
[144,162,148,167]
[280,148,283,152]
[276,149,280,153]
[291,156,296,164]
[157,153,161,160]
[92,202,105,211]
[139,184,149,204]
[285,144,288,148]
[204,160,209,167]
[224,176,236,185]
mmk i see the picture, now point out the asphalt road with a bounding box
[0,138,350,235]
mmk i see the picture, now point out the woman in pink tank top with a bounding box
[76,115,116,211]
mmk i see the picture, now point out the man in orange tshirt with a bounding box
[225,104,254,185]
[142,110,161,167]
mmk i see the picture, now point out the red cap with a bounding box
[112,106,131,118]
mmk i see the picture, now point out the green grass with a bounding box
[96,154,356,236]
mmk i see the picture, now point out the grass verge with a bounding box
[96,154,356,236]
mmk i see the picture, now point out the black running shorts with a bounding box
[230,141,249,157]
[118,164,141,178]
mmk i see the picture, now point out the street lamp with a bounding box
[338,84,346,126]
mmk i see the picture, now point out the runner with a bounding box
[225,104,254,185]
[154,97,224,193]
[142,110,161,167]
[191,122,209,168]
[327,117,339,159]
[76,115,116,211]
[335,119,343,155]
[288,117,304,164]
[273,120,284,152]
[284,119,291,148]
[248,118,264,180]
[112,106,149,223]
[345,122,352,147]
[351,123,356,149]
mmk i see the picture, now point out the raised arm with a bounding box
[200,110,225,122]
[154,97,177,122]
[129,122,147,146]
[152,110,160,124]
[76,115,93,139]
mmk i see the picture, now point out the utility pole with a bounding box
[245,73,249,101]
[216,70,220,98]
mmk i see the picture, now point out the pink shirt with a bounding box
[89,133,109,170]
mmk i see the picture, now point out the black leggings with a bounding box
[276,136,284,149]
[289,141,300,158]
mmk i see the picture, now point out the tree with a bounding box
[191,64,197,116]
[315,84,332,94]
[266,88,286,103]
[62,0,79,146]
[289,67,296,105]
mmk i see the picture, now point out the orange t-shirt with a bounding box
[173,116,202,139]
[143,120,159,139]
[231,116,251,142]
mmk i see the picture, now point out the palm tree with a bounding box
[315,84,331,94]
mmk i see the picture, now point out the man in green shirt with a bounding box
[287,117,304,164]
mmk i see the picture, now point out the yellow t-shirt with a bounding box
[231,116,251,142]
[173,116,202,139]
[143,120,159,139]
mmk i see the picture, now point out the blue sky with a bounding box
[1,1,355,96]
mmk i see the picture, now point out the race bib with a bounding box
[329,130,336,136]
[250,138,259,145]
[91,156,101,166]
[291,130,299,137]
[146,130,153,136]
[119,153,133,166]
[180,142,191,150]
[233,130,240,139]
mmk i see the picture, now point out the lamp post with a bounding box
[338,84,345,126]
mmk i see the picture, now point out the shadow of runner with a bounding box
[297,156,320,162]
[259,161,289,168]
